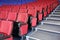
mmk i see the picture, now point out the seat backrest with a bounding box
[28,9,37,17]
[17,12,28,23]
[27,4,34,9]
[17,9,28,23]
[0,20,13,35]
[31,17,37,27]
[0,11,8,20]
[7,11,18,21]
[19,24,28,36]
[11,5,20,12]
[38,13,42,21]
[19,9,27,13]
[0,5,12,11]
[20,4,27,9]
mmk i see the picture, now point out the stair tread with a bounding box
[53,12,60,15]
[55,10,60,11]
[36,24,60,33]
[50,14,60,17]
[27,31,60,40]
[42,20,60,25]
[57,8,60,10]
[46,17,60,20]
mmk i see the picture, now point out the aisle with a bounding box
[26,5,60,40]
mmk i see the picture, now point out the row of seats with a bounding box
[0,0,59,40]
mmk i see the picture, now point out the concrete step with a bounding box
[42,20,60,26]
[35,24,60,34]
[52,12,60,15]
[26,31,60,40]
[56,9,60,10]
[55,10,60,12]
[56,7,60,9]
[46,17,60,21]
[56,7,60,10]
[49,14,60,17]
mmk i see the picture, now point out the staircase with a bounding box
[26,5,60,40]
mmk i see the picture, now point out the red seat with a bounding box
[38,13,42,21]
[0,20,13,40]
[19,9,27,13]
[35,3,43,13]
[43,5,48,17]
[0,20,13,35]
[42,8,47,17]
[17,9,28,23]
[34,0,43,11]
[19,24,28,36]
[0,11,8,20]
[17,12,28,23]
[28,9,37,17]
[27,4,34,9]
[31,17,37,27]
[0,5,12,12]
[20,4,27,9]
[11,5,20,12]
[7,11,17,21]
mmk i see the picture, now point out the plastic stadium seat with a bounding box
[11,5,20,12]
[35,3,43,13]
[17,9,28,23]
[17,12,28,23]
[0,11,8,20]
[0,5,12,11]
[27,3,35,9]
[43,5,47,17]
[20,4,27,9]
[38,13,42,21]
[28,9,37,17]
[44,11,47,17]
[19,24,28,36]
[33,0,43,11]
[42,8,47,17]
[6,7,12,12]
[19,9,27,13]
[0,20,13,40]
[31,17,37,27]
[7,11,17,21]
[48,6,51,14]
